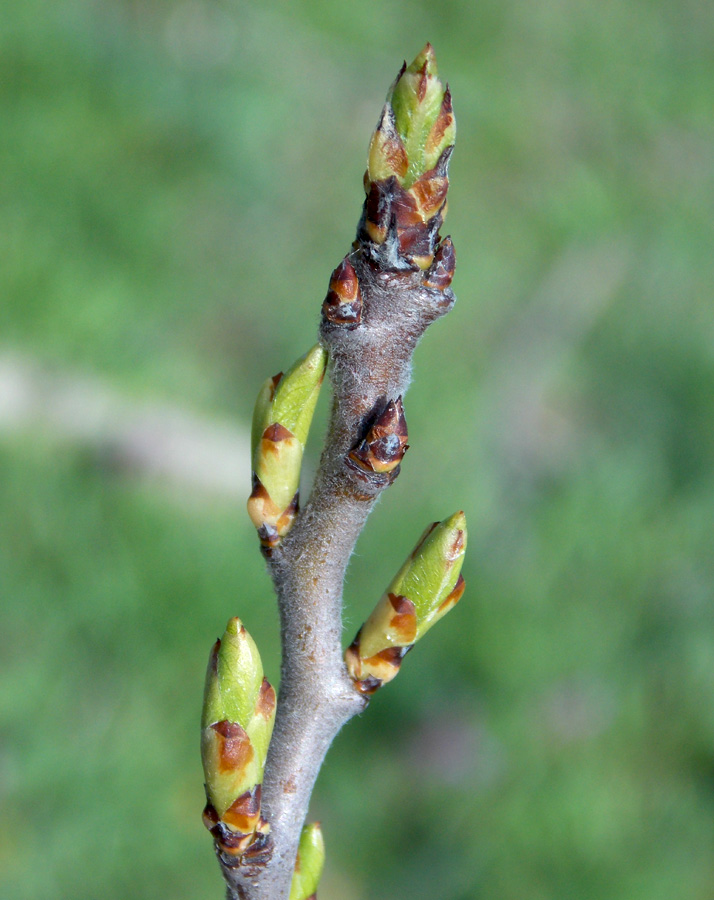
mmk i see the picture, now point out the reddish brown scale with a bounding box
[425,86,454,158]
[416,59,429,103]
[375,105,408,178]
[235,830,273,874]
[255,678,277,720]
[351,644,413,695]
[202,800,220,832]
[438,574,465,613]
[353,674,383,696]
[202,803,251,853]
[381,140,408,179]
[389,182,422,227]
[249,477,271,506]
[331,257,359,298]
[387,593,418,643]
[262,422,294,444]
[213,822,273,872]
[204,782,273,870]
[374,644,412,666]
[249,479,279,551]
[344,639,377,694]
[424,237,455,289]
[410,172,449,221]
[212,720,255,775]
[450,528,466,558]
[322,257,363,327]
[363,179,394,243]
[277,492,299,531]
[432,144,454,178]
[347,397,408,476]
[223,785,262,833]
[397,223,434,262]
[360,167,449,269]
[251,484,298,551]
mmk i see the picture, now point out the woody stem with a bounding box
[220,253,447,900]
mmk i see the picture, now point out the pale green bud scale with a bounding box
[390,510,466,641]
[269,344,327,446]
[289,823,325,900]
[202,617,265,729]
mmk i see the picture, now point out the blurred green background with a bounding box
[2,0,714,898]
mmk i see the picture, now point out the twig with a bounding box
[206,44,460,900]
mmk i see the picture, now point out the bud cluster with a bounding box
[358,43,456,278]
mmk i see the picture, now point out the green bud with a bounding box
[345,512,466,694]
[201,618,276,823]
[384,509,467,644]
[270,343,327,446]
[248,344,328,548]
[289,823,325,900]
[202,617,264,729]
[369,43,455,190]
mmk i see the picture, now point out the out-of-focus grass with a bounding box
[2,0,714,898]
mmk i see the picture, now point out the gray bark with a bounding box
[219,256,453,900]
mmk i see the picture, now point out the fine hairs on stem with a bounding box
[199,44,467,900]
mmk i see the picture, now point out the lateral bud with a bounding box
[247,344,327,549]
[423,235,456,289]
[201,618,277,861]
[346,397,408,480]
[289,823,325,900]
[322,257,363,327]
[345,511,467,695]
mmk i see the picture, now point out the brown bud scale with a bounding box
[322,257,363,327]
[222,785,262,833]
[425,87,454,159]
[360,142,453,269]
[387,593,418,643]
[255,677,277,720]
[248,475,299,550]
[423,236,455,289]
[438,573,465,614]
[346,397,408,476]
[346,641,414,696]
[203,789,273,870]
[262,422,294,444]
[212,720,255,775]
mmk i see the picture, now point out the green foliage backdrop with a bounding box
[2,1,713,898]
